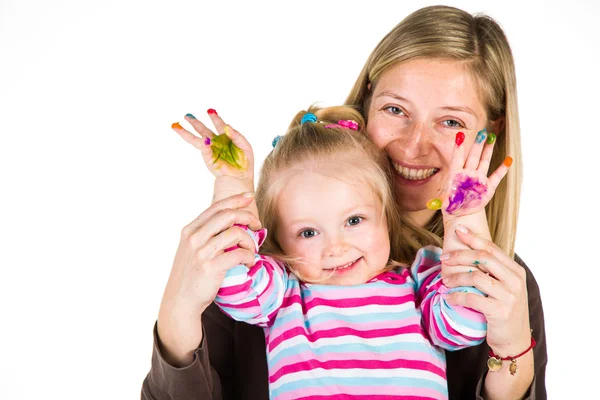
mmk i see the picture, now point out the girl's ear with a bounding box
[490,115,506,135]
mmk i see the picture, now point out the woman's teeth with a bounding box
[393,164,438,180]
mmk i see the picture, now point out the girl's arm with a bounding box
[437,130,509,259]
[172,110,258,217]
[214,226,288,328]
[411,246,487,350]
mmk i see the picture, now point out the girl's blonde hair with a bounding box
[256,105,440,270]
[346,5,522,257]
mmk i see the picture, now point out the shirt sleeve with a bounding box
[141,322,223,400]
[214,225,287,328]
[411,245,487,351]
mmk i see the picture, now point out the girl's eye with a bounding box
[384,106,405,116]
[442,119,464,128]
[299,229,317,239]
[347,216,363,226]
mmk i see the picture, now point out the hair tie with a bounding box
[324,119,360,131]
[301,113,318,124]
[272,135,282,148]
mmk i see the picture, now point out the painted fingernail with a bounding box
[224,125,230,136]
[207,108,218,115]
[171,122,183,130]
[426,198,442,210]
[455,224,469,234]
[185,113,196,120]
[486,132,496,145]
[242,192,255,198]
[503,156,513,167]
[468,269,473,273]
[440,253,450,261]
[204,137,211,145]
[475,129,487,144]
[455,131,465,147]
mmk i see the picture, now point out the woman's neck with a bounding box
[405,208,437,229]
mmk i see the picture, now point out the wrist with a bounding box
[157,303,206,367]
[488,333,532,358]
[213,176,254,203]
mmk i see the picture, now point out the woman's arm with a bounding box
[442,229,546,399]
[141,193,262,399]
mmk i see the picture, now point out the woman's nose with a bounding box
[396,123,432,159]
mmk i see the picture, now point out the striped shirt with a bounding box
[215,227,486,400]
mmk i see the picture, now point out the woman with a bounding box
[142,6,547,400]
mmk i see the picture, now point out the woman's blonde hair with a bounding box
[256,105,440,272]
[345,5,522,257]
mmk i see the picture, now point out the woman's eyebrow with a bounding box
[375,92,411,103]
[440,106,477,117]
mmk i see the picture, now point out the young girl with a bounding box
[172,105,509,400]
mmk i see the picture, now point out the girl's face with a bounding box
[367,58,491,218]
[275,165,390,286]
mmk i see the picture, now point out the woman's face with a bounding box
[366,58,490,216]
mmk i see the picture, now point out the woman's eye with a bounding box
[299,229,317,238]
[347,216,363,226]
[384,106,405,115]
[442,119,464,128]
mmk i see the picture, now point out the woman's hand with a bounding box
[157,193,262,366]
[441,226,532,356]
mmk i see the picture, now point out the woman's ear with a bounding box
[490,115,506,135]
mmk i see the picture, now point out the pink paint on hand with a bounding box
[446,173,487,214]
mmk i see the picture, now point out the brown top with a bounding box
[141,255,547,400]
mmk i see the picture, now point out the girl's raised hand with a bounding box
[171,109,255,182]
[429,130,511,219]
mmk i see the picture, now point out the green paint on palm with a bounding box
[210,133,246,169]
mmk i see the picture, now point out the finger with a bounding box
[185,208,263,251]
[449,131,467,174]
[199,225,257,260]
[452,225,523,277]
[184,193,260,234]
[442,270,506,299]
[444,290,497,316]
[206,108,227,135]
[213,248,257,272]
[428,131,467,210]
[184,113,215,139]
[477,132,496,174]
[464,128,487,171]
[441,250,502,278]
[440,263,487,279]
[486,157,512,193]
[172,122,206,151]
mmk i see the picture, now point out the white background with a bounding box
[1,0,598,398]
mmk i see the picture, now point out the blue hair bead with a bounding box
[272,135,282,148]
[301,113,317,124]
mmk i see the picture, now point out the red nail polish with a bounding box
[455,132,465,147]
[207,108,218,115]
